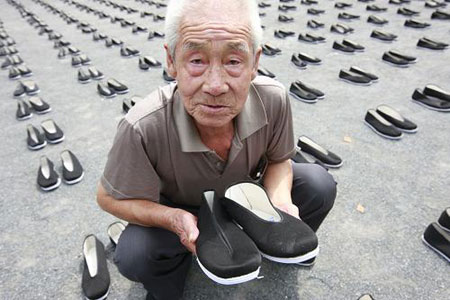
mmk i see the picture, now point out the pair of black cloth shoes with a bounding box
[72,54,91,67]
[296,136,343,168]
[261,43,282,56]
[371,30,397,42]
[97,79,128,97]
[27,119,64,150]
[333,39,365,53]
[404,19,431,29]
[339,66,378,85]
[297,32,326,43]
[330,23,354,35]
[289,80,324,103]
[120,45,140,57]
[197,182,319,285]
[364,105,417,140]
[13,80,40,97]
[78,67,104,83]
[37,150,83,191]
[8,64,32,79]
[138,56,162,70]
[17,96,51,120]
[412,84,450,112]
[423,208,450,262]
[382,50,417,67]
[417,37,449,50]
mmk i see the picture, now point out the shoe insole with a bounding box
[425,84,449,95]
[369,109,392,126]
[29,96,44,106]
[108,222,125,245]
[298,136,329,156]
[41,119,57,134]
[61,150,74,172]
[27,125,39,144]
[83,235,98,277]
[225,183,281,222]
[377,105,405,122]
[40,156,50,179]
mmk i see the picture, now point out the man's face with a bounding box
[165,3,261,129]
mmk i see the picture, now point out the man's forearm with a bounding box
[263,159,293,206]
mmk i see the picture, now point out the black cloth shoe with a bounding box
[349,66,378,82]
[18,65,32,77]
[21,80,40,95]
[412,89,450,111]
[275,30,295,39]
[41,119,65,144]
[417,37,448,50]
[123,96,142,113]
[335,2,352,9]
[279,5,297,12]
[297,52,321,64]
[196,190,261,285]
[278,14,294,22]
[82,235,111,300]
[342,39,365,51]
[338,12,360,20]
[307,8,325,15]
[291,150,328,170]
[333,41,355,53]
[61,150,84,184]
[120,45,140,57]
[438,208,450,231]
[16,100,32,120]
[163,69,176,82]
[382,52,409,67]
[107,78,128,94]
[257,67,276,78]
[371,30,397,41]
[97,83,116,98]
[431,9,450,20]
[57,47,68,58]
[297,136,343,168]
[289,82,318,103]
[339,69,372,85]
[107,222,125,246]
[367,15,389,25]
[9,67,21,79]
[398,7,420,16]
[388,50,417,63]
[422,223,450,262]
[366,4,388,11]
[222,182,319,264]
[295,80,324,99]
[376,105,417,133]
[88,67,104,80]
[78,68,91,83]
[298,33,317,43]
[72,55,82,67]
[27,124,47,150]
[307,19,325,29]
[29,96,51,114]
[423,84,450,102]
[143,56,162,68]
[364,109,403,140]
[404,19,431,29]
[330,23,353,34]
[37,156,61,191]
[139,57,150,70]
[426,1,447,8]
[80,54,91,65]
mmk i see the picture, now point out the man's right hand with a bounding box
[170,209,199,254]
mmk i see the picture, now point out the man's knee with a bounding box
[293,163,337,212]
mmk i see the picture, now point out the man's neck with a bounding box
[195,121,235,160]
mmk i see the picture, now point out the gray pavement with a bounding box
[0,0,449,299]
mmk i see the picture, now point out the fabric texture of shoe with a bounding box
[196,190,261,285]
[18,65,32,77]
[107,78,129,94]
[412,89,450,111]
[82,235,111,300]
[422,222,450,262]
[61,150,84,184]
[423,84,450,102]
[364,109,403,140]
[438,208,450,231]
[295,80,325,99]
[333,41,355,53]
[371,30,397,41]
[382,52,410,67]
[376,105,417,133]
[342,39,365,51]
[37,155,60,191]
[388,50,417,63]
[297,136,343,167]
[349,66,378,82]
[16,100,32,120]
[297,52,321,64]
[222,182,319,264]
[339,69,372,85]
[29,96,51,114]
[27,124,47,150]
[41,119,65,144]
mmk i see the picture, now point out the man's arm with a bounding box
[263,159,299,218]
[96,183,199,253]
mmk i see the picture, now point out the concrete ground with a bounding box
[0,0,449,299]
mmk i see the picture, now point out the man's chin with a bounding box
[193,116,233,129]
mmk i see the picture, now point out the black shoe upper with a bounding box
[376,105,417,131]
[61,150,83,183]
[297,136,342,166]
[423,222,450,261]
[37,156,59,189]
[412,89,450,111]
[423,84,450,102]
[438,208,450,231]
[365,109,403,138]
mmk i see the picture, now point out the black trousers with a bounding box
[114,163,337,300]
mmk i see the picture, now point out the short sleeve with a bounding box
[266,90,296,163]
[101,118,160,201]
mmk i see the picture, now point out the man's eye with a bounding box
[190,59,203,64]
[228,60,241,66]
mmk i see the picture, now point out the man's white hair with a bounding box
[164,0,263,57]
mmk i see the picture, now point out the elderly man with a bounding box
[97,0,336,299]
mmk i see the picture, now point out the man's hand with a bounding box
[274,202,300,219]
[170,209,199,254]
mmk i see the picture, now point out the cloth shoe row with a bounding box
[196,182,319,285]
[27,119,64,150]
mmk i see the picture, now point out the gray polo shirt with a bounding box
[101,76,295,206]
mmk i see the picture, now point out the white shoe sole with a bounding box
[35,107,52,114]
[437,222,450,233]
[364,120,403,140]
[421,235,450,263]
[411,98,450,112]
[17,113,33,121]
[40,177,61,192]
[47,135,65,144]
[382,59,410,68]
[196,258,260,285]
[339,78,372,86]
[64,171,84,185]
[260,246,319,264]
[28,140,47,150]
[84,286,110,300]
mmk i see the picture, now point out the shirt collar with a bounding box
[173,83,268,153]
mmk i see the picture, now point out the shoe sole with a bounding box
[40,177,61,192]
[47,135,65,144]
[289,91,318,104]
[17,113,33,121]
[411,98,450,112]
[382,59,410,68]
[28,140,47,150]
[333,49,355,55]
[339,78,372,86]
[35,107,52,114]
[84,286,110,300]
[196,258,260,285]
[421,235,450,263]
[64,171,84,185]
[26,89,40,95]
[78,79,91,84]
[437,221,450,233]
[260,246,319,264]
[364,120,403,140]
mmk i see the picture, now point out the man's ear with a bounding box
[251,47,262,80]
[164,44,177,78]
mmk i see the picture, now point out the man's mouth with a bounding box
[200,104,227,113]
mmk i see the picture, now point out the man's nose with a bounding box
[202,64,229,96]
